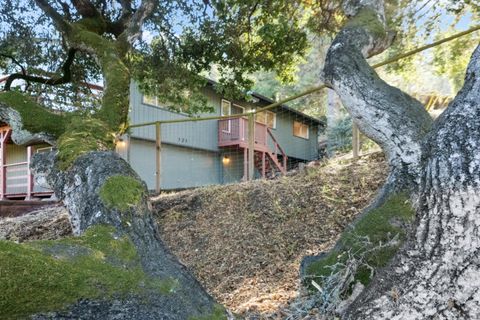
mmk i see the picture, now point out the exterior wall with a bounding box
[221,150,245,184]
[126,82,321,190]
[5,144,28,195]
[4,143,52,196]
[252,98,320,161]
[127,138,221,190]
[129,83,222,152]
[270,110,319,161]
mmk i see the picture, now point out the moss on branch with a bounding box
[56,117,114,170]
[69,24,130,133]
[345,8,386,39]
[99,175,146,212]
[306,193,415,288]
[0,225,178,318]
[0,23,130,170]
[0,91,67,138]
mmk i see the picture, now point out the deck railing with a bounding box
[218,117,288,176]
[0,144,54,199]
[218,118,269,147]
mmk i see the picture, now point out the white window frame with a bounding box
[255,110,276,129]
[232,104,245,115]
[221,99,232,133]
[293,121,309,140]
[142,94,159,107]
[266,111,276,129]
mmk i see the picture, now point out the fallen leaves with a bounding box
[153,151,387,318]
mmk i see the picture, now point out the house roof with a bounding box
[250,91,325,126]
[0,75,324,126]
[205,79,325,126]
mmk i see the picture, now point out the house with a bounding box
[0,81,323,199]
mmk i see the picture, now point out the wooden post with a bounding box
[261,152,266,178]
[0,131,5,200]
[247,113,255,181]
[26,146,33,200]
[352,122,360,160]
[155,122,162,194]
[243,147,248,181]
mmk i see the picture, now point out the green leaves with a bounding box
[133,1,311,109]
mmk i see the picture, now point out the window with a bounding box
[255,111,276,128]
[232,104,245,115]
[293,121,309,139]
[221,99,231,116]
[143,95,158,106]
[220,100,231,132]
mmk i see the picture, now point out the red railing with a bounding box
[218,118,288,174]
[267,128,288,171]
[218,118,269,147]
[0,131,54,199]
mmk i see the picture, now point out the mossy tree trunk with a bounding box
[0,1,223,318]
[321,0,480,318]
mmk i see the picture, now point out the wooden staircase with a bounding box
[253,151,281,178]
[218,118,288,179]
[251,128,287,178]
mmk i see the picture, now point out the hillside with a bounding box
[0,152,387,318]
[152,152,387,318]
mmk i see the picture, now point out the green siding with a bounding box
[126,82,320,189]
[270,110,319,161]
[221,150,244,184]
[127,138,221,190]
[129,83,221,152]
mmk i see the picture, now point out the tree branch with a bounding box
[117,0,133,15]
[71,0,102,19]
[0,54,27,77]
[323,0,433,185]
[4,49,77,91]
[119,0,158,44]
[34,0,71,33]
[109,0,134,35]
[55,0,72,20]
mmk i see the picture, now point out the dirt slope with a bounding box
[152,152,387,317]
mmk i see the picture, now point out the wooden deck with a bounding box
[218,118,287,178]
[0,126,54,200]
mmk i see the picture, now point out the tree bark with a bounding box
[0,101,222,318]
[346,44,480,320]
[322,0,480,319]
[0,1,224,317]
[323,2,432,192]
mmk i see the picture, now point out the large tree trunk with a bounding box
[0,14,222,316]
[320,0,480,319]
[0,1,224,319]
[346,46,480,320]
[0,103,221,318]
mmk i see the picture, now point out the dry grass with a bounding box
[152,152,387,318]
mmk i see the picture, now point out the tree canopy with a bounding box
[0,0,314,114]
[251,0,479,119]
